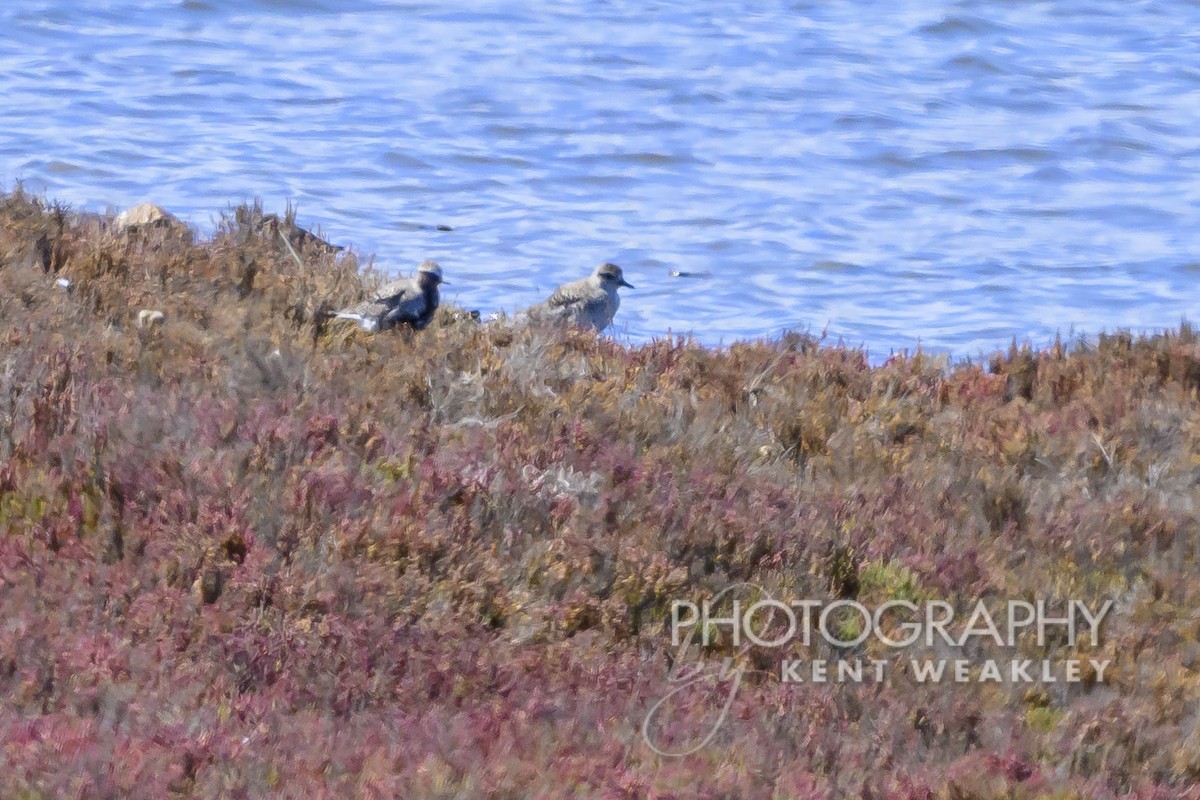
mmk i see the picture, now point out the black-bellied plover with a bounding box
[527,262,634,331]
[333,259,445,331]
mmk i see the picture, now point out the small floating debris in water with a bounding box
[435,224,454,231]
[669,268,712,278]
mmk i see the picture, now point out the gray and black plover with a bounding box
[333,259,445,331]
[527,262,634,331]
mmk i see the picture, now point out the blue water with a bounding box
[3,0,1198,357]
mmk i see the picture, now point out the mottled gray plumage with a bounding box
[334,260,445,331]
[527,262,634,331]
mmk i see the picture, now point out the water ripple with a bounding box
[2,0,1199,358]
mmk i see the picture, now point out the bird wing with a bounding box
[384,292,432,327]
[335,276,414,319]
[540,278,591,311]
[374,279,417,306]
[336,297,389,318]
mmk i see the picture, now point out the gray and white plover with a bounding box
[333,259,445,331]
[527,262,634,331]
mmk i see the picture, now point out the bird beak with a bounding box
[619,278,635,289]
[439,279,450,285]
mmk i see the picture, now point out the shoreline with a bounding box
[13,190,1188,362]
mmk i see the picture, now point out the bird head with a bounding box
[595,262,634,289]
[417,259,447,288]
